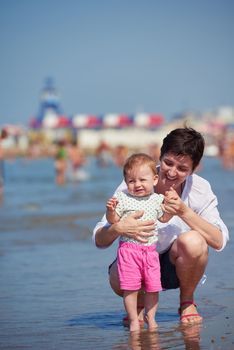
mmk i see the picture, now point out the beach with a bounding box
[0,156,233,349]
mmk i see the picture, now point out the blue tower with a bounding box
[37,77,63,121]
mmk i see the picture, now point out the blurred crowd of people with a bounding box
[54,139,87,185]
[52,139,161,186]
[217,131,234,170]
[1,126,234,190]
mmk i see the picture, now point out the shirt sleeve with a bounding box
[92,180,127,245]
[188,175,229,251]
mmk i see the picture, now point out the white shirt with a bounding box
[93,173,229,253]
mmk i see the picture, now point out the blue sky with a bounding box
[0,0,234,126]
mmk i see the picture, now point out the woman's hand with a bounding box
[163,187,187,217]
[114,211,155,243]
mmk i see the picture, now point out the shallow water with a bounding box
[0,156,234,349]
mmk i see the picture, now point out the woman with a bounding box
[93,127,229,324]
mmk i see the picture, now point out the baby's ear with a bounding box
[153,174,158,184]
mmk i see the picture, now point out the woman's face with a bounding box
[159,152,194,190]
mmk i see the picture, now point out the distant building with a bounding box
[28,78,165,146]
[29,77,70,129]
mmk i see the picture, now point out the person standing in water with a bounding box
[106,153,175,331]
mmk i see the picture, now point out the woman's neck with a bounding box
[155,181,184,197]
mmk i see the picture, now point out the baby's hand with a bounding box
[163,186,185,216]
[164,187,179,201]
[106,197,119,211]
[162,187,179,213]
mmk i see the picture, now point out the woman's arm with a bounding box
[94,211,156,248]
[179,206,223,250]
[163,194,223,250]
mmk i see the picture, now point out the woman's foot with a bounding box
[179,301,202,324]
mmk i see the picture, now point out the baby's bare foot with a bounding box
[129,319,141,332]
[144,315,158,330]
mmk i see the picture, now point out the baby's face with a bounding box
[126,165,158,197]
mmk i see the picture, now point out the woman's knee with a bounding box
[175,231,208,259]
[109,260,123,297]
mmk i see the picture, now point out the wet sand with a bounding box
[0,156,234,349]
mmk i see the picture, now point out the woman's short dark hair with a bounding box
[160,127,205,171]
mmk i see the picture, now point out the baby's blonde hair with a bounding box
[123,153,157,180]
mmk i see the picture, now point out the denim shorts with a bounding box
[108,247,179,290]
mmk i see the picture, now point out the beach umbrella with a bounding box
[134,113,164,128]
[86,115,103,128]
[118,114,134,127]
[71,114,102,128]
[103,114,133,128]
[56,115,71,128]
[71,114,88,128]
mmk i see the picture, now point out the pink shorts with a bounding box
[117,241,162,292]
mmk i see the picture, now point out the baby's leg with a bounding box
[123,290,140,332]
[144,292,158,330]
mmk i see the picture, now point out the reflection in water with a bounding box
[128,330,160,350]
[68,309,202,349]
[121,323,202,350]
[180,323,202,350]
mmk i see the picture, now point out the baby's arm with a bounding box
[106,197,121,224]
